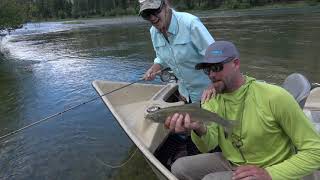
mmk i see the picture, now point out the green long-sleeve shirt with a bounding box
[191,76,320,180]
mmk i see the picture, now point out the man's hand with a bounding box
[164,113,206,136]
[201,83,217,102]
[143,64,162,81]
[143,68,158,80]
[201,81,225,102]
[232,165,272,180]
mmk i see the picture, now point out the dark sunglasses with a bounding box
[140,2,164,20]
[203,64,224,75]
[202,57,235,75]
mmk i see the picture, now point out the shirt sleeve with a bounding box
[154,56,162,64]
[190,18,215,56]
[191,102,220,153]
[153,55,168,68]
[265,88,320,180]
[150,28,167,67]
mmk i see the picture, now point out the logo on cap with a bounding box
[211,50,223,55]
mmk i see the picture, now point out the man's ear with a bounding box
[233,58,240,69]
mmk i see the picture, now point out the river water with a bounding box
[0,6,320,180]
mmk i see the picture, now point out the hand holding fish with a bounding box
[164,113,207,136]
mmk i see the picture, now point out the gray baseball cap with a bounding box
[139,0,162,14]
[195,41,240,70]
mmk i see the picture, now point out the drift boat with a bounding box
[92,74,320,180]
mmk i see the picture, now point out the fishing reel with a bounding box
[159,67,178,83]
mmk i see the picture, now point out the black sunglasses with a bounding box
[140,2,164,20]
[202,57,235,75]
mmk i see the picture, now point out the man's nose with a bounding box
[209,70,217,77]
[208,71,219,81]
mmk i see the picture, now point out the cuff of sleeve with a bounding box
[265,167,278,180]
[191,130,210,153]
[154,57,162,64]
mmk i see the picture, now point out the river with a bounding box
[0,6,320,180]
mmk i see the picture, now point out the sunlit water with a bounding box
[0,7,320,180]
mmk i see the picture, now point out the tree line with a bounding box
[0,0,319,33]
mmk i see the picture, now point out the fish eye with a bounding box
[146,106,161,113]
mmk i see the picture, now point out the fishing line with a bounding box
[94,148,139,168]
[0,78,145,141]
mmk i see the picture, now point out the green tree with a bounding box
[0,0,25,33]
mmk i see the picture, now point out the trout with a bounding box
[145,103,238,133]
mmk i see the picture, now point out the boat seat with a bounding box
[282,74,320,132]
[282,73,311,109]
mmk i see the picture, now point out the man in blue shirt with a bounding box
[140,0,215,103]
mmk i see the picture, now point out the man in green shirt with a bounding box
[164,41,320,180]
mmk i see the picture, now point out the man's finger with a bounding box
[233,170,254,180]
[175,114,184,132]
[164,116,171,129]
[233,165,259,180]
[201,90,209,102]
[235,165,256,172]
[169,113,180,131]
[184,113,191,130]
[205,91,211,102]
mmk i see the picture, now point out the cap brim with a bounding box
[195,57,229,70]
[139,1,162,14]
[195,63,211,70]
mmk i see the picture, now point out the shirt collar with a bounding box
[167,9,178,35]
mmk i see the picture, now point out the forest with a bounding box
[0,0,319,32]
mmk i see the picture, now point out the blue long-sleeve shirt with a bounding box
[150,10,214,102]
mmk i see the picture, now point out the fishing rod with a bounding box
[0,68,177,141]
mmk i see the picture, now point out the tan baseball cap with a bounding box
[139,0,162,14]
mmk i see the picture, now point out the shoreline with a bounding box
[190,2,320,17]
[29,1,319,23]
[0,36,4,58]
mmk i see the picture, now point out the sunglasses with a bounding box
[140,2,164,20]
[202,57,235,75]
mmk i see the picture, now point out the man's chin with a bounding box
[213,80,225,93]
